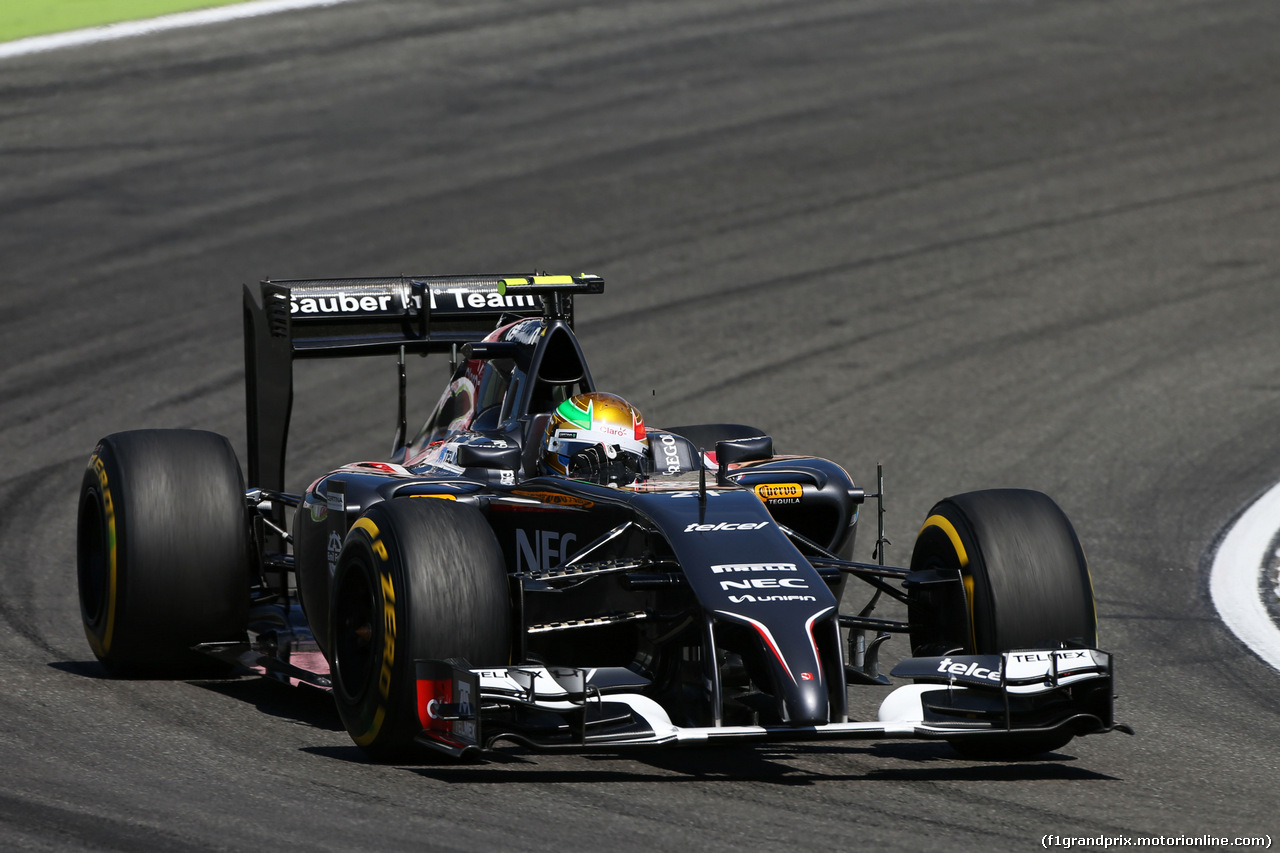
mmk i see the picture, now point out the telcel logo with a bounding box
[936,657,1002,683]
[685,521,770,532]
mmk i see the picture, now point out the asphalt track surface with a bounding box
[2,1,1278,850]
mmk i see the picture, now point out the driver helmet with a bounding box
[541,392,649,485]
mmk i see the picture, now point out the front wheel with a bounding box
[908,488,1096,759]
[330,498,511,760]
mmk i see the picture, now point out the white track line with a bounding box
[1210,480,1280,672]
[0,0,360,61]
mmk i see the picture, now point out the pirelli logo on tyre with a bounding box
[351,517,396,747]
[354,517,390,563]
[754,483,802,504]
[86,452,119,657]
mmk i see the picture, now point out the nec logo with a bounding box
[515,529,577,572]
[719,578,809,591]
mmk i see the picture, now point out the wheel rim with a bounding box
[78,491,109,629]
[333,554,379,704]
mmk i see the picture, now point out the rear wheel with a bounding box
[908,489,1096,758]
[330,498,511,760]
[77,430,249,676]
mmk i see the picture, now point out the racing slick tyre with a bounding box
[330,497,511,761]
[907,489,1096,759]
[77,430,250,676]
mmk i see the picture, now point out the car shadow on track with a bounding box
[190,676,346,732]
[52,660,345,733]
[48,660,111,679]
[401,741,1119,784]
[859,742,1119,782]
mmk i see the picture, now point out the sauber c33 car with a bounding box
[76,274,1129,761]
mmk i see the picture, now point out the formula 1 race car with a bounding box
[76,274,1128,761]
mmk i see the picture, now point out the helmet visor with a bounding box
[552,438,649,485]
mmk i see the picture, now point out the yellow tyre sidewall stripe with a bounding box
[86,454,119,658]
[919,513,978,652]
[349,516,395,747]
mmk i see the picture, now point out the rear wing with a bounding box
[243,273,603,491]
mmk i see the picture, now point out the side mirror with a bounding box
[715,435,773,482]
[456,443,522,471]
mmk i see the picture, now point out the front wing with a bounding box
[413,648,1127,759]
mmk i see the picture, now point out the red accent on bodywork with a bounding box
[804,610,829,682]
[417,678,452,732]
[748,621,795,684]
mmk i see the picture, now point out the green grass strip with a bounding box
[0,0,254,42]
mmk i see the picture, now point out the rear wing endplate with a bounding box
[243,273,602,491]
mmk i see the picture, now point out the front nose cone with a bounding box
[782,676,829,726]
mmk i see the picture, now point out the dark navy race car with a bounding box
[76,274,1128,761]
